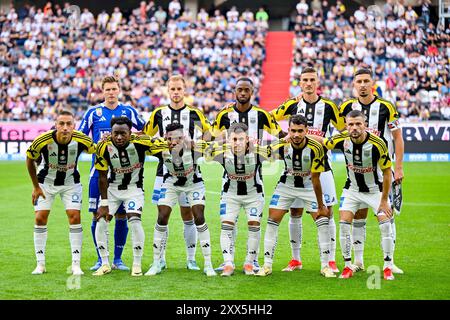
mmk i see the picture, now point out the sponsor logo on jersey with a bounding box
[48,163,76,172]
[307,128,326,137]
[228,172,256,181]
[96,108,102,117]
[113,162,143,174]
[171,165,194,177]
[347,164,375,173]
[287,168,311,177]
[50,152,57,157]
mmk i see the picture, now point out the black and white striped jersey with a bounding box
[270,137,326,189]
[211,103,282,144]
[339,96,400,157]
[95,135,166,190]
[155,142,209,187]
[271,96,344,171]
[143,104,211,178]
[26,130,96,186]
[206,144,270,196]
[324,131,392,193]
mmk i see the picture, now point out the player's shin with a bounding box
[220,223,234,265]
[390,217,396,260]
[316,217,330,268]
[328,212,337,261]
[184,219,197,261]
[34,225,47,266]
[129,216,145,266]
[114,217,128,262]
[379,220,394,269]
[263,219,279,267]
[153,223,168,265]
[352,218,366,266]
[95,218,110,266]
[91,217,101,261]
[289,215,302,261]
[246,225,260,265]
[339,221,353,268]
[196,223,212,266]
[69,224,82,267]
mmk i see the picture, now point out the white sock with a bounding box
[34,225,47,266]
[197,223,212,266]
[352,218,366,266]
[129,216,145,266]
[390,217,396,263]
[289,215,302,261]
[159,225,168,262]
[316,217,331,269]
[263,219,279,267]
[95,218,109,265]
[246,225,260,265]
[328,214,337,261]
[69,224,82,266]
[153,223,168,265]
[184,219,197,261]
[339,221,352,268]
[379,220,394,269]
[220,223,234,265]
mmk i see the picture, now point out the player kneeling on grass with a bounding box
[323,110,395,280]
[256,115,336,278]
[205,123,270,277]
[145,123,216,277]
[93,116,166,277]
[26,110,96,275]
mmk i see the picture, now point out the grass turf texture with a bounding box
[0,161,449,300]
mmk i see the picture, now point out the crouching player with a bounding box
[257,115,336,278]
[93,116,166,276]
[26,110,96,275]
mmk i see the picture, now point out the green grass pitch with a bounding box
[0,161,449,300]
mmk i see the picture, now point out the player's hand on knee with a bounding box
[32,187,45,205]
[317,205,329,218]
[377,201,392,219]
[96,206,110,221]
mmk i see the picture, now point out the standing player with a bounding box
[143,75,212,271]
[26,110,96,275]
[211,77,284,272]
[205,123,268,276]
[271,67,344,273]
[323,110,395,280]
[256,115,335,278]
[145,123,216,277]
[93,117,166,276]
[79,76,146,272]
[339,68,404,274]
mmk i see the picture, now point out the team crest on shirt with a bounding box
[364,150,371,157]
[96,108,103,117]
[344,140,351,150]
[182,114,188,121]
[303,154,310,162]
[70,149,76,155]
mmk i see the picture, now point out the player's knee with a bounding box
[194,215,205,226]
[157,214,169,226]
[354,209,368,219]
[248,221,260,227]
[35,215,47,225]
[180,207,193,220]
[290,208,303,217]
[222,220,235,227]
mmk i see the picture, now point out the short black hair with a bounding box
[166,122,184,133]
[354,68,373,78]
[228,122,248,135]
[236,77,254,87]
[111,116,132,130]
[346,110,366,120]
[289,114,308,127]
[57,110,74,117]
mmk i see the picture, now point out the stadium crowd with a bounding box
[0,1,268,122]
[0,0,449,123]
[289,0,450,122]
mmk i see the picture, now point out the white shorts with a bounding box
[269,183,323,213]
[291,170,337,208]
[107,187,145,216]
[220,193,265,223]
[34,183,82,211]
[339,189,391,215]
[158,180,206,209]
[152,176,189,207]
